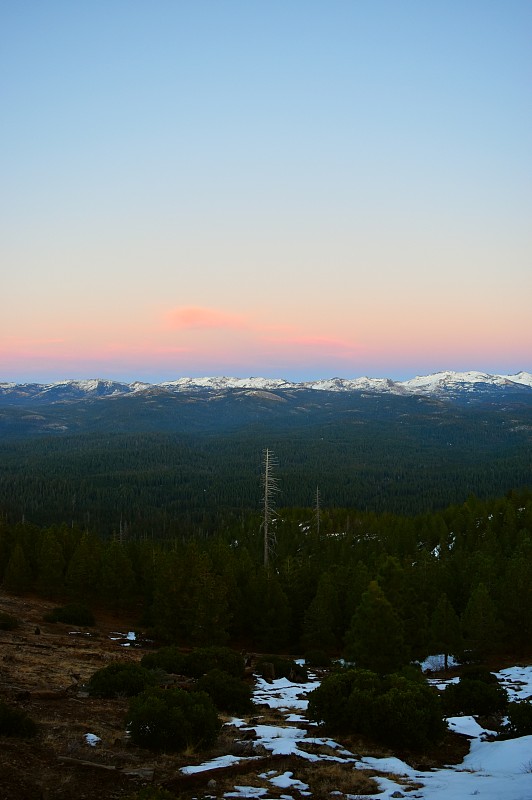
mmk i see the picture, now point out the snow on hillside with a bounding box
[1,371,531,401]
[181,663,532,800]
[502,371,532,388]
[159,376,296,391]
[399,370,524,393]
[305,376,400,392]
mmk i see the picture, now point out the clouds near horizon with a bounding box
[1,2,530,382]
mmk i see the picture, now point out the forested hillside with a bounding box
[1,491,531,664]
[1,395,532,533]
[1,382,531,664]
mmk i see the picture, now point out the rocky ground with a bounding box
[0,593,471,800]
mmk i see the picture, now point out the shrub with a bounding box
[442,677,508,716]
[0,701,37,738]
[307,669,379,733]
[506,700,532,736]
[130,789,176,800]
[0,612,20,631]
[44,603,95,626]
[256,655,308,681]
[87,662,157,698]
[140,646,187,675]
[196,669,254,715]
[182,647,245,679]
[307,668,446,750]
[373,675,447,750]
[459,666,499,684]
[126,687,221,752]
[304,649,332,669]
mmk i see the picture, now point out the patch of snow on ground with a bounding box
[446,715,496,739]
[224,788,267,798]
[269,770,310,792]
[181,754,245,774]
[495,665,532,700]
[420,653,459,672]
[190,664,532,800]
[253,675,320,711]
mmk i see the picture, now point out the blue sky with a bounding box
[1,1,531,382]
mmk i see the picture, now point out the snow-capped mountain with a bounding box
[0,370,531,404]
[398,370,532,395]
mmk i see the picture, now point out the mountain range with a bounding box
[2,370,532,404]
[1,370,531,522]
[1,369,532,442]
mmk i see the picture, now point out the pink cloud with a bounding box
[166,306,248,331]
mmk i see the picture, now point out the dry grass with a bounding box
[297,761,380,797]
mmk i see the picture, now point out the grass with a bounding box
[295,761,380,797]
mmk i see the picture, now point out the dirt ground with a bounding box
[0,592,470,800]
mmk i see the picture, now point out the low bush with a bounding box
[304,649,332,669]
[0,700,37,738]
[196,669,254,714]
[0,612,20,631]
[87,662,157,698]
[442,677,508,716]
[506,700,532,736]
[126,687,221,752]
[130,789,176,800]
[140,646,187,675]
[256,655,308,681]
[307,668,446,750]
[44,603,95,626]
[182,647,245,679]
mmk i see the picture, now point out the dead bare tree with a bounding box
[314,485,321,537]
[261,448,279,568]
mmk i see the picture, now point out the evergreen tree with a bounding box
[251,569,291,651]
[301,571,341,654]
[499,537,532,654]
[99,539,136,611]
[36,529,65,598]
[152,545,231,645]
[3,543,33,594]
[65,532,102,601]
[461,582,501,658]
[345,580,409,674]
[430,593,462,669]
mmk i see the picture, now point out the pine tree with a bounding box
[301,571,341,654]
[4,543,33,594]
[65,532,102,600]
[461,582,501,658]
[36,529,65,598]
[99,539,136,611]
[430,593,462,669]
[345,580,409,674]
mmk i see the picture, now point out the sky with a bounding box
[1,1,531,383]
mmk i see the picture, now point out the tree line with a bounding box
[0,421,530,536]
[1,489,531,663]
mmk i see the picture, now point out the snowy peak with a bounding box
[305,377,400,393]
[501,371,532,388]
[159,376,296,392]
[0,371,531,404]
[398,371,532,395]
[34,379,134,401]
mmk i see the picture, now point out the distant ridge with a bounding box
[1,370,532,403]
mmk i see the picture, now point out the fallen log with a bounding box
[57,757,154,781]
[58,756,116,771]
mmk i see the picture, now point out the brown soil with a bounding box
[0,592,471,800]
